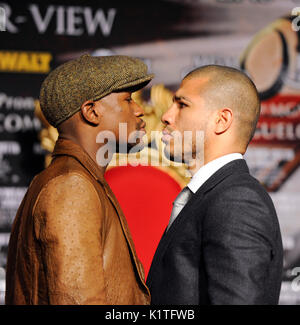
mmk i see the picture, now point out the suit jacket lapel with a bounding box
[147,159,250,285]
[147,187,202,284]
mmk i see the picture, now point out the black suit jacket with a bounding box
[147,159,283,305]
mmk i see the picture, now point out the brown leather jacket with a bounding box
[5,138,150,305]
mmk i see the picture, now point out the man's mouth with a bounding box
[161,128,173,143]
[138,122,146,133]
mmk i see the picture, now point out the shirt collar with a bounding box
[187,153,243,194]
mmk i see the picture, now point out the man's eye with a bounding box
[178,102,187,109]
[126,97,132,102]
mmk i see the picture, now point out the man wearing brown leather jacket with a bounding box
[5,54,154,305]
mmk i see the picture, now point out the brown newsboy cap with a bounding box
[39,54,154,127]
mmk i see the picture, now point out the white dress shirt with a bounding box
[187,153,243,194]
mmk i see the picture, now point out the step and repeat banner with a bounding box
[1,0,300,304]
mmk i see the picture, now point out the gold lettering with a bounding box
[0,51,52,73]
[38,53,52,73]
[16,52,30,71]
[0,52,18,71]
[30,53,41,72]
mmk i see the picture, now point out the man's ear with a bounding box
[214,108,233,135]
[80,100,101,125]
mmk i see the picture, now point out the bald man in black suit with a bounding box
[147,65,283,305]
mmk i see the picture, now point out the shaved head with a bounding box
[184,65,260,147]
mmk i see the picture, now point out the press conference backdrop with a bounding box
[1,0,300,305]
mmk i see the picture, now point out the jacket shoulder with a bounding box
[212,171,275,209]
[29,155,96,197]
[33,171,100,212]
[32,172,104,238]
[41,155,92,181]
[202,172,280,246]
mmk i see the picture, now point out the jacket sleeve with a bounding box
[202,184,278,305]
[33,172,107,304]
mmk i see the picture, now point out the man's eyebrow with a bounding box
[173,95,192,103]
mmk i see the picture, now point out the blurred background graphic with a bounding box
[1,0,300,305]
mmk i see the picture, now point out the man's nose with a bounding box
[134,103,144,117]
[161,104,175,125]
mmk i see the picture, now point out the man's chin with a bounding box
[129,141,145,153]
[163,146,183,163]
[117,141,145,154]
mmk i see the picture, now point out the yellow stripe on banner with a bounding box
[0,51,52,73]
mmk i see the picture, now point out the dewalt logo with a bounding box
[0,51,52,73]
